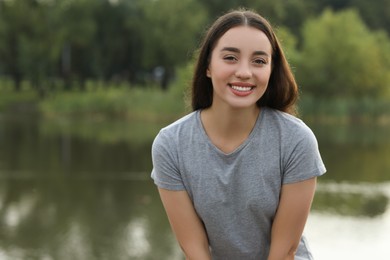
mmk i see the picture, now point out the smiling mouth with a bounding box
[229,84,254,92]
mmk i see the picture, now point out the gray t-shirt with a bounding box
[151,107,326,260]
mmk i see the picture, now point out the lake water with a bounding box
[0,107,389,260]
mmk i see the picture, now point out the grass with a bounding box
[0,79,39,111]
[39,84,188,123]
[298,95,390,125]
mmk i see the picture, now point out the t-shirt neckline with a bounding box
[196,108,265,157]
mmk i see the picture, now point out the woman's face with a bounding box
[207,25,272,110]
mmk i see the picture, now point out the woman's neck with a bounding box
[205,104,259,129]
[200,105,261,153]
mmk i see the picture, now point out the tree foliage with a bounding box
[138,0,207,89]
[0,0,208,91]
[0,0,390,99]
[297,9,390,98]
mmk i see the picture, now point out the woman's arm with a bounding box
[267,177,317,260]
[158,188,211,260]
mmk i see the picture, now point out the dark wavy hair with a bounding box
[191,9,298,115]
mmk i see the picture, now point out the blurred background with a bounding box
[0,0,389,259]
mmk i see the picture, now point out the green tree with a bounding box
[275,26,300,71]
[274,0,316,36]
[197,0,316,36]
[139,0,208,89]
[54,0,98,89]
[92,0,140,82]
[354,0,390,35]
[297,9,390,98]
[0,0,94,93]
[17,1,65,96]
[0,0,35,91]
[311,0,390,36]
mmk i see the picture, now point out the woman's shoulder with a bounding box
[153,111,199,144]
[263,107,315,139]
[152,111,200,160]
[160,111,198,134]
[264,107,303,125]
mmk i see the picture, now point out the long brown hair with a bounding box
[191,9,298,115]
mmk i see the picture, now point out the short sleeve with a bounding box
[151,130,186,190]
[282,125,326,184]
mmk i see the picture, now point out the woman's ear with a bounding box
[206,68,211,78]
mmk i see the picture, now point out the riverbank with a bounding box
[38,88,390,126]
[39,86,187,123]
[2,80,390,126]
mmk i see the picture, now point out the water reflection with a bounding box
[308,122,390,183]
[0,113,156,176]
[306,193,390,260]
[313,182,389,217]
[1,110,390,259]
[0,178,180,259]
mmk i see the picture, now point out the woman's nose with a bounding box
[235,62,252,79]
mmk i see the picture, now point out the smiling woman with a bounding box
[206,26,272,108]
[151,9,326,260]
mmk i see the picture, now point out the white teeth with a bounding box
[230,85,252,92]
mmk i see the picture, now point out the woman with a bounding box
[151,9,326,260]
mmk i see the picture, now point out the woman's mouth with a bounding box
[228,83,255,96]
[230,85,254,92]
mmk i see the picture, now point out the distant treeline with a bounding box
[0,0,390,99]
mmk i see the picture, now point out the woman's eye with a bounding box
[254,59,266,65]
[223,56,237,61]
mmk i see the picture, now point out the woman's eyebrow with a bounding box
[253,50,270,56]
[221,47,269,56]
[221,47,240,53]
